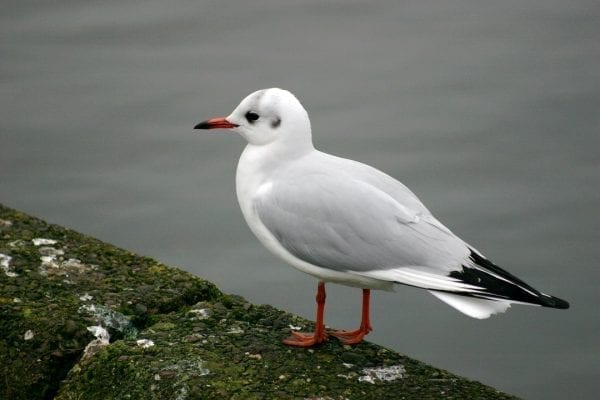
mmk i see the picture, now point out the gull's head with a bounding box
[194,88,312,148]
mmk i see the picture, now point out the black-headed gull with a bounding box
[194,88,569,347]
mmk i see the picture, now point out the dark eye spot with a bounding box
[245,111,259,123]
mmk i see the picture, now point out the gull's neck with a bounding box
[239,140,315,176]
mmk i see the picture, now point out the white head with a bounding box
[195,88,313,150]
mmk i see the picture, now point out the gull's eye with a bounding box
[245,111,259,123]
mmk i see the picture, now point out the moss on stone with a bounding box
[0,204,519,399]
[0,205,220,399]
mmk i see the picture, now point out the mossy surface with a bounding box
[0,205,220,399]
[0,204,519,399]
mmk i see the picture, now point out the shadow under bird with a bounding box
[194,88,569,347]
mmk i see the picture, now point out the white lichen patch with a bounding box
[77,304,96,316]
[38,246,63,275]
[40,255,59,266]
[24,330,34,340]
[163,358,210,377]
[358,365,406,384]
[38,246,64,257]
[32,238,58,246]
[78,304,137,338]
[62,258,87,269]
[188,308,212,320]
[358,375,376,384]
[87,325,110,342]
[1,253,17,277]
[226,326,244,334]
[39,257,60,274]
[82,326,110,359]
[0,219,13,228]
[38,247,96,276]
[136,339,155,348]
[8,239,26,248]
[34,241,92,277]
[245,352,262,360]
[79,293,93,301]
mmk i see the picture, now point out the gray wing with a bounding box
[254,154,564,315]
[254,157,471,277]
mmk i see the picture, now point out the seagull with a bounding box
[194,88,569,347]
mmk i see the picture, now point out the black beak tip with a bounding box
[194,121,210,129]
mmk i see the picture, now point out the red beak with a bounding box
[194,117,238,130]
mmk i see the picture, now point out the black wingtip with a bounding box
[462,249,570,309]
[541,294,570,310]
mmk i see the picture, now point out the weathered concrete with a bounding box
[0,204,519,399]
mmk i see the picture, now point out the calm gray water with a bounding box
[2,1,599,398]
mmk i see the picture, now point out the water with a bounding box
[2,1,599,398]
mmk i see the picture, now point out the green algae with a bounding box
[0,204,519,400]
[0,204,220,400]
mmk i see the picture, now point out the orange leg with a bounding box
[283,282,329,347]
[329,289,372,345]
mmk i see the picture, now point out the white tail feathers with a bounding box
[429,291,513,319]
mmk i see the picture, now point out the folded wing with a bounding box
[253,156,569,318]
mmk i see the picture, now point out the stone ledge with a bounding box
[0,204,519,399]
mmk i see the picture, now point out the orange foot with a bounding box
[329,326,372,345]
[283,330,328,347]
